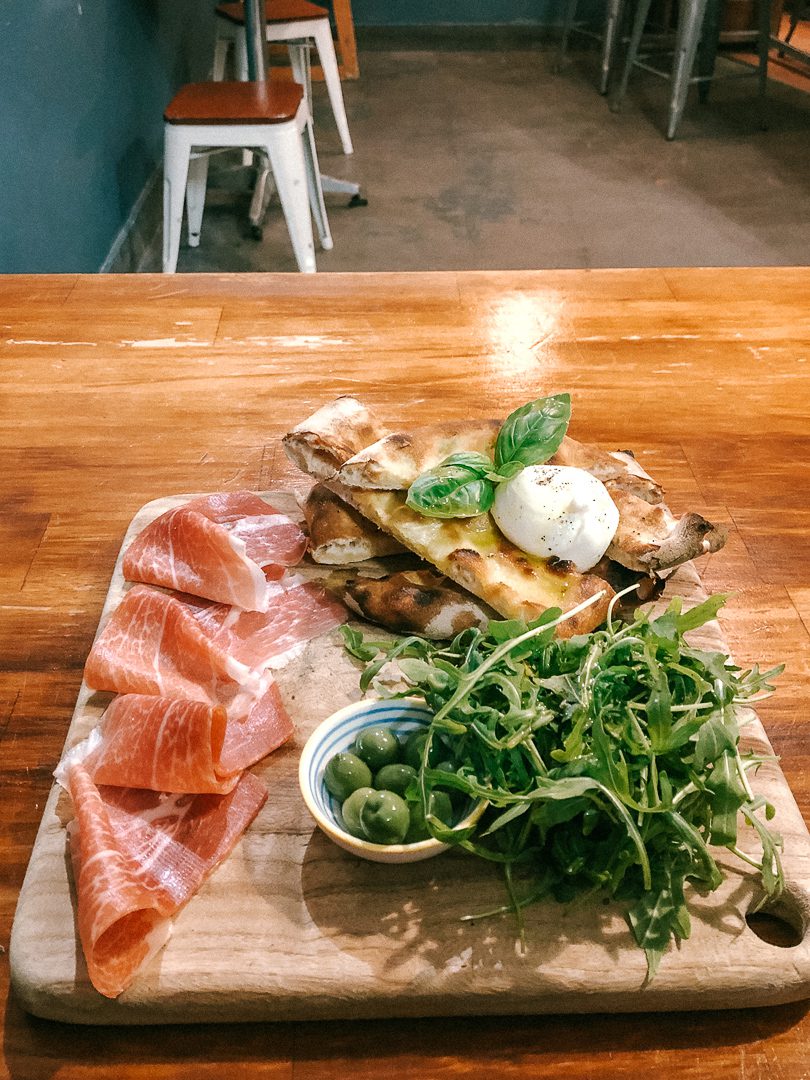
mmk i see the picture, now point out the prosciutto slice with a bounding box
[65,762,267,999]
[84,585,295,770]
[181,580,347,670]
[75,695,240,795]
[122,492,308,611]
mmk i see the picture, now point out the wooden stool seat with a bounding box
[215,0,328,26]
[164,81,303,125]
[162,80,331,273]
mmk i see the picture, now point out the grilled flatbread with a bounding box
[337,419,501,490]
[343,570,493,639]
[283,396,388,482]
[283,397,726,634]
[324,479,612,633]
[551,439,663,505]
[301,485,406,564]
[606,485,727,573]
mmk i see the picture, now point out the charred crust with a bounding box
[386,433,413,450]
[547,557,576,576]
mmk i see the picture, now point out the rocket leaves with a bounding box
[341,593,784,979]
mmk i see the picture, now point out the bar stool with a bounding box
[213,0,353,155]
[162,81,331,273]
[610,0,771,139]
[559,0,626,94]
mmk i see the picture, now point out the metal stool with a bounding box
[214,0,353,155]
[559,0,626,94]
[162,81,331,273]
[610,0,771,139]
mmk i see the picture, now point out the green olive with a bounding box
[324,751,373,802]
[432,760,465,810]
[340,786,376,838]
[354,725,401,771]
[374,762,417,797]
[402,728,431,769]
[360,789,410,844]
[404,790,454,843]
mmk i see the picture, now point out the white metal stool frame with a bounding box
[162,95,332,274]
[213,11,354,155]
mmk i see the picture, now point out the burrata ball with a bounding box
[491,465,619,571]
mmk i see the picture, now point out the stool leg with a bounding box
[757,0,770,129]
[559,0,579,64]
[162,126,189,274]
[213,35,229,80]
[186,152,210,248]
[696,0,722,105]
[667,0,709,139]
[600,0,625,94]
[235,27,249,81]
[288,41,312,100]
[264,127,317,273]
[302,119,333,251]
[249,153,275,230]
[311,19,354,154]
[233,27,253,167]
[611,0,654,112]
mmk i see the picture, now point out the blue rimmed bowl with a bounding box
[298,697,483,864]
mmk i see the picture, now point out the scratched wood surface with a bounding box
[9,493,810,1025]
[1,269,809,1077]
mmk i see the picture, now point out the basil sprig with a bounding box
[405,452,494,519]
[494,392,571,470]
[406,393,571,519]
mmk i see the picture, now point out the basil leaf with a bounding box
[494,392,572,469]
[405,452,495,518]
[486,460,525,484]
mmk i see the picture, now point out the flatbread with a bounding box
[301,485,406,565]
[605,485,727,573]
[343,570,494,639]
[282,396,388,482]
[551,439,664,505]
[325,479,612,634]
[282,397,727,634]
[337,420,501,490]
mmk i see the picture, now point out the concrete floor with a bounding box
[143,28,810,273]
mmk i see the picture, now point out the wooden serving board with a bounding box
[9,494,810,1024]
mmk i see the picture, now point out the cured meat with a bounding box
[122,492,307,611]
[65,762,267,998]
[84,585,258,702]
[181,580,347,670]
[84,585,295,770]
[216,678,291,774]
[78,695,240,795]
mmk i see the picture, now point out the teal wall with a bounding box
[0,0,213,273]
[0,2,574,274]
[351,1,571,25]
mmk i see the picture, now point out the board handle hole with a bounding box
[746,891,806,948]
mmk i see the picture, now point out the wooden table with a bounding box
[1,268,808,1078]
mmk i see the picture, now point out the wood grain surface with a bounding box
[10,495,810,1024]
[1,269,809,1076]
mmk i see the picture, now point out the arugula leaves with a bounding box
[405,393,571,518]
[340,594,784,979]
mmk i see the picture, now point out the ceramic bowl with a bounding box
[298,696,483,864]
